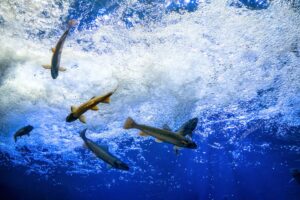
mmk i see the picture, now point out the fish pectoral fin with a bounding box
[139,131,148,136]
[91,105,99,111]
[51,47,56,53]
[155,138,163,143]
[79,115,87,124]
[59,67,67,72]
[42,64,51,70]
[71,106,78,113]
[101,96,110,104]
[162,124,172,131]
[107,164,113,169]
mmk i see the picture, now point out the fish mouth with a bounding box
[114,161,129,171]
[66,114,77,122]
[26,125,34,132]
[51,69,58,79]
[186,142,197,149]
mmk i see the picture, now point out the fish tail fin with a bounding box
[123,117,137,129]
[80,129,87,140]
[68,19,77,28]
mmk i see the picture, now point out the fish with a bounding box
[162,118,198,154]
[123,117,197,150]
[66,89,116,124]
[13,125,34,142]
[42,19,77,79]
[79,129,129,171]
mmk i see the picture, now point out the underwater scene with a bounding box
[0,0,300,199]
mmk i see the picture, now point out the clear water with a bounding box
[0,0,299,199]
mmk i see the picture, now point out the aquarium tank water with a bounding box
[0,0,299,199]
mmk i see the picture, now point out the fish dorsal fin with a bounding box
[155,138,163,143]
[51,47,56,53]
[79,115,86,123]
[71,106,78,113]
[91,105,99,111]
[100,145,109,152]
[90,96,96,100]
[107,164,113,169]
[162,124,172,131]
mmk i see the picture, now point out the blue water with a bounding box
[0,0,300,199]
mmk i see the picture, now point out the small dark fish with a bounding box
[14,125,34,142]
[80,129,129,171]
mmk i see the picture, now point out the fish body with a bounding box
[43,20,76,79]
[14,125,34,142]
[123,117,197,149]
[80,129,129,171]
[66,90,114,123]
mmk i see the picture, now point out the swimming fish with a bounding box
[80,129,129,171]
[66,89,116,124]
[13,125,34,142]
[123,117,197,149]
[42,19,77,79]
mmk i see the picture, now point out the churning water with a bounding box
[0,0,299,199]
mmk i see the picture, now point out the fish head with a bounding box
[186,141,197,149]
[180,139,197,149]
[25,125,34,132]
[113,161,129,171]
[51,68,59,79]
[66,113,77,122]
